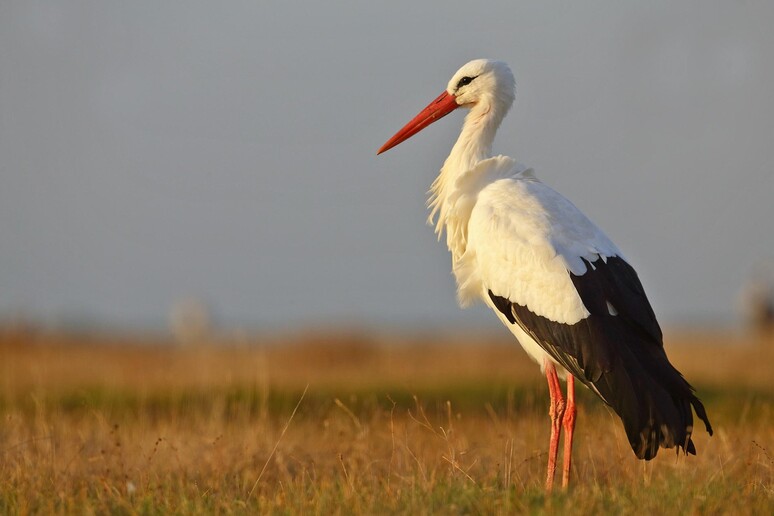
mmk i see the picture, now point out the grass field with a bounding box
[0,325,772,514]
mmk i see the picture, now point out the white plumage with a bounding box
[378,58,711,491]
[454,159,621,325]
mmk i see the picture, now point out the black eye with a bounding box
[456,75,476,89]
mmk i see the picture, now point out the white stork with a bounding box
[377,59,712,490]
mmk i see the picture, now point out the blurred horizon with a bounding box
[2,2,773,333]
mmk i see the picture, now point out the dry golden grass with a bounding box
[0,324,772,514]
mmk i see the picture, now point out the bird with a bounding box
[377,59,712,491]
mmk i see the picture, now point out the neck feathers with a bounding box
[427,97,507,236]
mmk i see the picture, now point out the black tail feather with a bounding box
[590,338,712,460]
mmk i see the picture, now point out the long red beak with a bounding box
[377,90,459,155]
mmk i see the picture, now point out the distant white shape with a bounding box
[169,298,213,344]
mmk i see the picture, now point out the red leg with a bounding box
[561,374,577,489]
[544,362,565,492]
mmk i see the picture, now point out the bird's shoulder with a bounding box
[457,161,627,324]
[468,164,621,276]
[465,163,663,346]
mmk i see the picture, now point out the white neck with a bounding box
[447,99,502,171]
[428,96,507,235]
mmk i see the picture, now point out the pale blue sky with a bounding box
[1,1,772,330]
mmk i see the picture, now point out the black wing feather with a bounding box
[489,255,712,460]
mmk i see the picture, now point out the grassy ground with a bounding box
[0,325,772,514]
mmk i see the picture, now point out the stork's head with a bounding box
[377,59,515,154]
[446,59,515,109]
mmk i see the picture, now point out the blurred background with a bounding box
[1,1,773,334]
[2,3,773,511]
